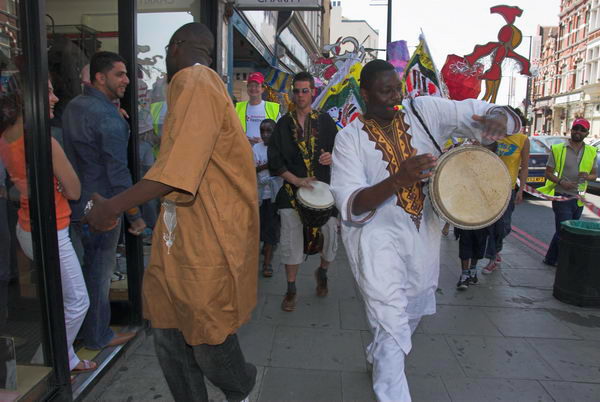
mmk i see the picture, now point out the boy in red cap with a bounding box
[539,117,597,266]
[235,71,280,144]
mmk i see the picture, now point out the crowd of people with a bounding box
[1,20,598,402]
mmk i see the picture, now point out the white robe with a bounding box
[330,96,520,402]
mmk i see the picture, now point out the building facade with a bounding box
[329,1,379,61]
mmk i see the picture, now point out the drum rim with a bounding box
[296,181,335,209]
[430,145,512,230]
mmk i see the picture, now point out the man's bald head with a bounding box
[166,22,214,82]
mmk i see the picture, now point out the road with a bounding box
[511,190,600,255]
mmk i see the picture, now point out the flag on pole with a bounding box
[402,34,445,98]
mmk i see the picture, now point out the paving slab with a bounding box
[258,367,342,402]
[270,326,365,372]
[500,268,555,289]
[339,298,369,331]
[259,294,341,329]
[237,321,276,366]
[544,308,600,341]
[405,334,465,378]
[419,305,503,336]
[341,371,376,402]
[443,378,554,402]
[540,380,600,402]
[446,335,561,380]
[527,338,600,382]
[483,307,580,339]
[406,376,451,401]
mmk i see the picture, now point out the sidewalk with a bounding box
[84,231,600,402]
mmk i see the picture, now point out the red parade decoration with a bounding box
[441,54,484,101]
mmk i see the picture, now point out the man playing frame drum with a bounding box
[330,60,521,402]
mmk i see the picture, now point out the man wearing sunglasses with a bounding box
[235,72,280,144]
[268,72,339,312]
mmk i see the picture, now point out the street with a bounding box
[512,191,600,251]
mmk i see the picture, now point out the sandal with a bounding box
[262,265,273,278]
[72,359,98,374]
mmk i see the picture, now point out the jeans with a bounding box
[544,197,583,265]
[153,328,256,402]
[71,221,120,349]
[16,225,90,369]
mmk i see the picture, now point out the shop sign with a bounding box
[235,0,321,10]
[137,0,195,12]
[555,92,582,104]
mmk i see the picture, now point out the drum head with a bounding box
[297,181,335,209]
[430,145,511,229]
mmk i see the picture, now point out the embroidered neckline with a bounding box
[359,112,425,229]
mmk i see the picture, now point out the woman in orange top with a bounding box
[0,80,95,375]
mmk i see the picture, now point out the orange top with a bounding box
[0,135,71,231]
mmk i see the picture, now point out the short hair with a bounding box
[292,71,315,88]
[260,118,276,129]
[360,59,395,90]
[90,51,126,83]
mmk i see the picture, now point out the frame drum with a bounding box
[429,145,511,230]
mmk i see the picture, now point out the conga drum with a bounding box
[296,181,335,228]
[429,145,511,229]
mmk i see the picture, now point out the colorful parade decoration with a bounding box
[386,40,410,78]
[402,34,445,99]
[464,5,531,103]
[441,54,484,101]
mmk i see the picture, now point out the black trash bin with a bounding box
[553,220,600,307]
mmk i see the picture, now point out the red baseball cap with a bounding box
[247,72,265,85]
[572,118,590,130]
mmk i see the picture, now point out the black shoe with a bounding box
[542,259,558,267]
[469,273,478,285]
[456,276,470,290]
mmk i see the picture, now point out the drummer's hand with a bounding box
[319,149,332,166]
[294,176,316,189]
[472,111,508,141]
[393,150,437,189]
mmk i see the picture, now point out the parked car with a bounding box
[526,135,569,188]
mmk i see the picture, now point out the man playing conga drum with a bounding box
[330,60,521,402]
[268,71,339,312]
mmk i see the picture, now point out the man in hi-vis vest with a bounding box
[539,118,597,266]
[235,72,280,144]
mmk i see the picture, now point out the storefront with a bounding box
[0,0,218,400]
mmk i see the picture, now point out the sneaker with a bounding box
[482,260,498,275]
[469,272,479,285]
[456,275,470,290]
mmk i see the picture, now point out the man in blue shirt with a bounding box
[62,51,143,349]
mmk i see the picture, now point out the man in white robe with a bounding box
[330,60,520,402]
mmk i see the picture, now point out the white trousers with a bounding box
[17,225,90,370]
[279,208,338,265]
[367,317,420,402]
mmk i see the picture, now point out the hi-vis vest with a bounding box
[235,101,280,133]
[538,142,596,206]
[150,101,166,136]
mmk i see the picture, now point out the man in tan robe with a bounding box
[84,23,258,402]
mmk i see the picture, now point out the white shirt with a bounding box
[246,101,267,141]
[253,142,283,202]
[331,96,520,353]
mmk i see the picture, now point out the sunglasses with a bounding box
[292,88,311,95]
[165,39,185,53]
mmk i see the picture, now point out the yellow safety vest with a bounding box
[538,142,596,206]
[150,101,166,136]
[235,101,280,133]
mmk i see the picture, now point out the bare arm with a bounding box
[51,138,81,200]
[85,179,174,232]
[280,170,315,189]
[516,138,529,203]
